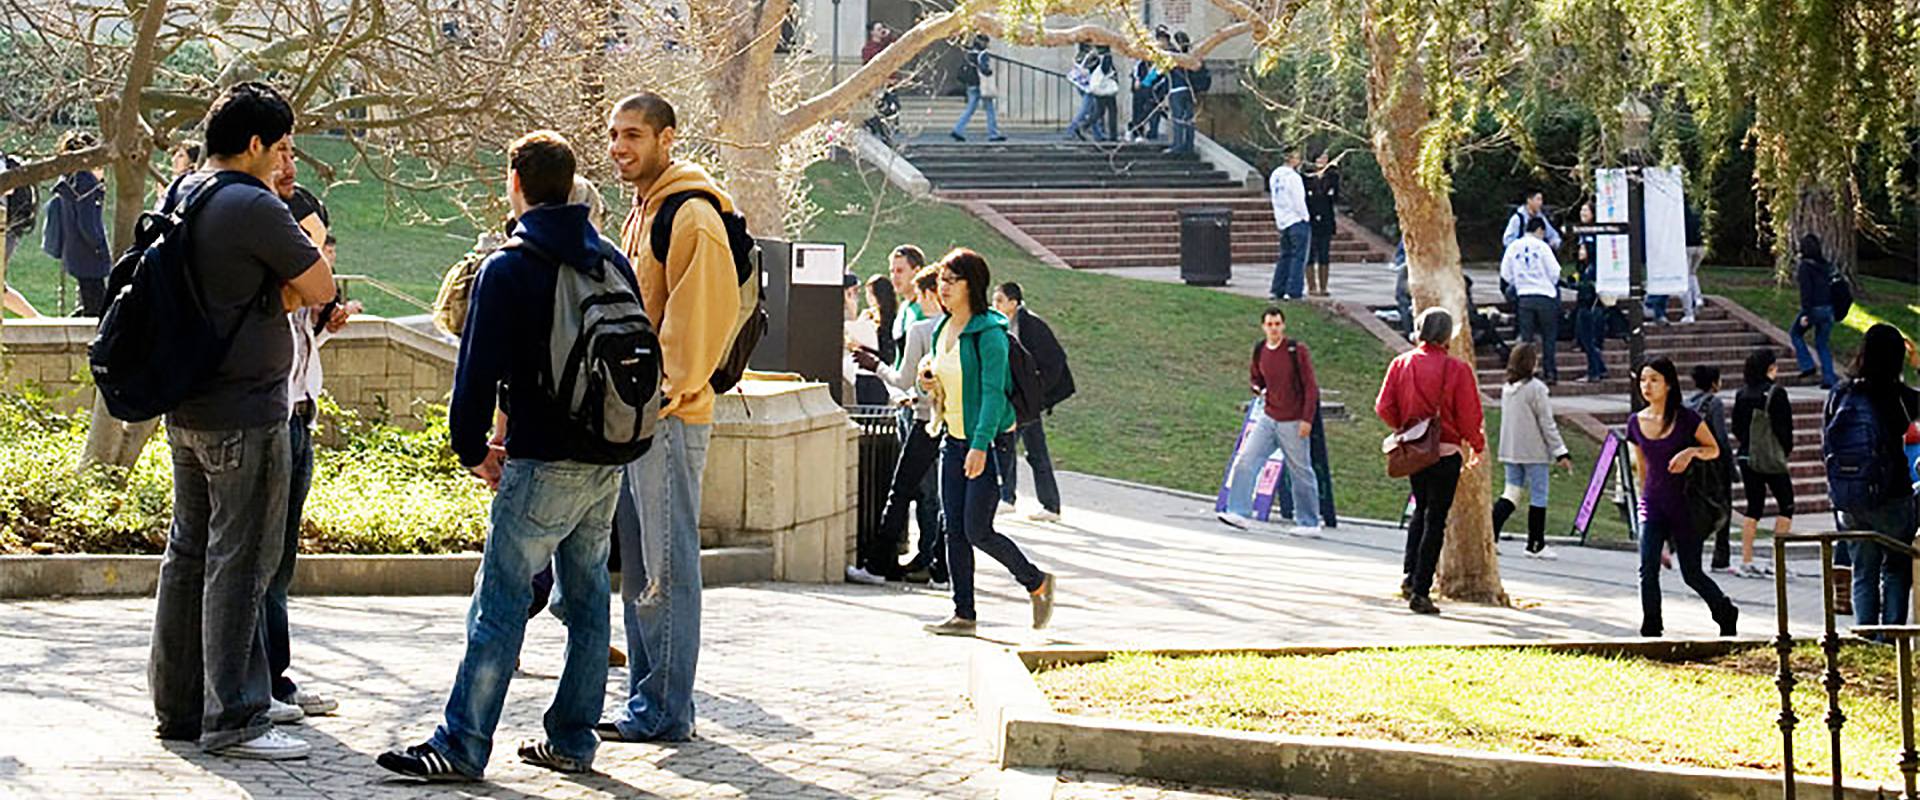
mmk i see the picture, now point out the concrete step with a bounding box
[1476,345,1790,371]
[931,176,1240,190]
[1024,230,1375,250]
[940,187,1268,200]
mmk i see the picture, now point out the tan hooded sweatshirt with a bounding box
[619,160,741,426]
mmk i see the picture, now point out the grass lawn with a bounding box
[1703,266,1920,380]
[1037,645,1905,783]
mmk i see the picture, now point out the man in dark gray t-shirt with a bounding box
[165,169,323,431]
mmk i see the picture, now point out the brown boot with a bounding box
[610,645,628,668]
[1314,263,1331,296]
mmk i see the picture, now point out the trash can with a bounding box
[847,405,903,563]
[1179,207,1233,286]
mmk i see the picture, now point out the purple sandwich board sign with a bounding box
[1216,401,1289,521]
[1571,430,1634,544]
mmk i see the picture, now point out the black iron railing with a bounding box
[986,53,1078,132]
[1771,529,1920,799]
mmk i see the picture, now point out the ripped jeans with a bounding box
[612,417,711,742]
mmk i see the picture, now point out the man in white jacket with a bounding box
[1500,216,1564,383]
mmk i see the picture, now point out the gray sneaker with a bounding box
[923,616,978,636]
[1030,573,1056,629]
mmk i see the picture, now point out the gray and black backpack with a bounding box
[503,236,662,464]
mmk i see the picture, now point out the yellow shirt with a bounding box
[935,335,967,439]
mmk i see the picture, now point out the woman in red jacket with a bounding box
[1375,308,1487,615]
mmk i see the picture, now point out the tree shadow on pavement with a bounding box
[657,739,858,799]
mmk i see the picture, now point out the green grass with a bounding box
[1703,265,1920,380]
[1038,645,1905,783]
[4,136,477,319]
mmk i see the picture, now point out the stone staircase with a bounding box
[903,140,1394,270]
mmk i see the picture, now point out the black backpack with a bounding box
[1006,331,1045,429]
[89,172,271,422]
[1189,64,1213,93]
[503,237,660,464]
[649,190,766,394]
[1,153,36,237]
[957,51,981,86]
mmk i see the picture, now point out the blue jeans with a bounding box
[1504,462,1552,507]
[1637,515,1736,637]
[942,436,1045,621]
[1574,306,1607,380]
[1168,90,1195,153]
[614,417,712,741]
[952,87,1001,139]
[1850,498,1918,629]
[1790,304,1837,386]
[150,422,291,750]
[1224,411,1319,528]
[430,458,620,778]
[995,421,1061,514]
[1270,222,1311,299]
[1069,91,1102,139]
[260,409,314,702]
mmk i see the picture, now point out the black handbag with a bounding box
[1683,456,1731,544]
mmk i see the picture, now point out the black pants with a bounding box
[878,417,944,580]
[1738,463,1797,521]
[1404,454,1463,598]
[1639,516,1736,636]
[76,276,108,318]
[1308,222,1334,266]
[1515,295,1560,381]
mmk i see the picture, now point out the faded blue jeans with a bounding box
[429,458,620,778]
[150,422,290,751]
[1851,498,1918,630]
[952,87,1001,140]
[1167,89,1195,154]
[1270,221,1311,300]
[613,417,711,742]
[1790,304,1837,387]
[1224,410,1319,528]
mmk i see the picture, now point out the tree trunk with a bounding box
[1790,179,1855,281]
[1363,1,1506,606]
[80,154,164,471]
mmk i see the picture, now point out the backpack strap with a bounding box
[648,190,721,266]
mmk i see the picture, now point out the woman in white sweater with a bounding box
[1495,342,1573,557]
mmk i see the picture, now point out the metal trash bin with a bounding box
[847,405,903,563]
[1179,206,1233,286]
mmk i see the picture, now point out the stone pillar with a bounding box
[702,378,856,583]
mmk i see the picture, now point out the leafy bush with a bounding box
[0,386,488,555]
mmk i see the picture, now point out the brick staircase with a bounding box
[902,140,1394,270]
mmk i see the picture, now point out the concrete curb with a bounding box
[0,547,775,599]
[849,128,932,198]
[971,638,1892,799]
[1193,133,1260,189]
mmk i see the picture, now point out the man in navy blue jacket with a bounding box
[378,131,636,782]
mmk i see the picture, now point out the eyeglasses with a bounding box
[938,272,961,284]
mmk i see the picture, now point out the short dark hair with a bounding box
[1525,217,1547,234]
[176,140,202,164]
[1742,347,1777,386]
[614,92,676,133]
[1526,189,1545,201]
[996,281,1024,304]
[913,265,940,293]
[891,244,926,269]
[324,232,337,246]
[1416,307,1454,345]
[936,247,992,316]
[1263,305,1286,322]
[203,82,295,158]
[509,130,577,207]
[1690,363,1720,391]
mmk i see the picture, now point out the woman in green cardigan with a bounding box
[920,248,1057,637]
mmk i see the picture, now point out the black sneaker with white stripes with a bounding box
[375,742,474,782]
[518,740,591,774]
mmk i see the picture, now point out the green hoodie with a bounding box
[933,309,1016,451]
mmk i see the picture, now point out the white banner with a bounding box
[1643,166,1688,296]
[1593,169,1631,296]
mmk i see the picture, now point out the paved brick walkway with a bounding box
[0,472,1831,799]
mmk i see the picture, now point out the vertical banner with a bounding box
[1643,166,1688,296]
[1593,169,1632,297]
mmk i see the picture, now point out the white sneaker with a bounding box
[997,501,1017,515]
[1216,512,1251,530]
[268,697,305,724]
[290,690,338,717]
[844,566,886,586]
[1524,546,1559,560]
[1028,509,1062,523]
[213,729,311,761]
[1292,525,1324,540]
[928,580,952,592]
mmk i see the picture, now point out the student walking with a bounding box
[1501,216,1563,383]
[1219,305,1323,536]
[1826,324,1920,629]
[603,92,743,744]
[1729,348,1794,578]
[1627,356,1738,638]
[1493,342,1572,558]
[992,281,1074,522]
[377,130,645,781]
[858,265,948,587]
[47,131,112,316]
[1790,233,1840,389]
[1685,365,1734,571]
[1303,152,1340,297]
[1375,309,1486,615]
[920,248,1056,637]
[1267,148,1310,301]
[950,35,1006,143]
[149,81,334,761]
[1067,45,1118,141]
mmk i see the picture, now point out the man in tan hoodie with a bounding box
[598,92,741,744]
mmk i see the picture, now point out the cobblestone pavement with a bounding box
[1055,772,1331,800]
[0,472,1831,799]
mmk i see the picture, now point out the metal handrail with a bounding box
[333,273,433,314]
[1770,530,1920,799]
[987,52,1077,131]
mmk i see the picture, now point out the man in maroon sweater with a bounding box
[1219,306,1323,535]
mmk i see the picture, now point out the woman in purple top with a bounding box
[1627,356,1738,638]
